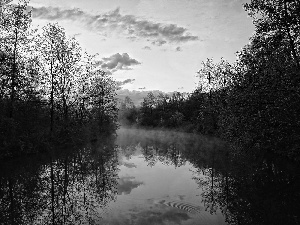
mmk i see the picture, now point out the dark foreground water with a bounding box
[0,128,299,225]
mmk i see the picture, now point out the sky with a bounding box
[24,0,254,92]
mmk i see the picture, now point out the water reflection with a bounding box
[0,133,119,224]
[112,128,227,225]
[187,140,300,225]
[0,128,299,224]
[115,128,300,225]
[213,151,300,225]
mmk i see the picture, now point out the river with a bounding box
[0,127,299,225]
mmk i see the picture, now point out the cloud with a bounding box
[94,53,141,74]
[117,176,143,195]
[176,46,182,51]
[101,53,141,71]
[117,79,136,86]
[151,40,167,46]
[143,46,151,50]
[32,7,199,45]
[73,33,82,37]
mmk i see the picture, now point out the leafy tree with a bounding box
[0,9,119,158]
[244,0,300,69]
[0,0,33,118]
[35,23,78,131]
[54,35,81,122]
[75,53,98,123]
[217,0,300,158]
[88,69,118,129]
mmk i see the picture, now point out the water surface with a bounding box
[99,128,228,224]
[1,127,298,224]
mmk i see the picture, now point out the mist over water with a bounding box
[1,127,299,224]
[0,127,229,224]
[106,127,228,225]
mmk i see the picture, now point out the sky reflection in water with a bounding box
[99,128,227,225]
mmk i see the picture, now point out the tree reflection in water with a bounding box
[117,128,300,225]
[0,133,119,225]
[190,143,300,225]
[1,128,299,224]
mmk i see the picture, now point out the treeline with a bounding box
[119,0,300,160]
[0,1,118,158]
[118,88,228,133]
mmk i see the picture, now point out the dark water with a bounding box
[0,128,299,225]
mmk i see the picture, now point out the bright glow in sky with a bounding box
[27,0,254,92]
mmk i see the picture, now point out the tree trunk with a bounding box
[10,29,18,118]
[50,55,54,133]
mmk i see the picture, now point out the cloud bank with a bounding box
[32,7,199,45]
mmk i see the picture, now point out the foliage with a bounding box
[133,0,300,161]
[0,1,118,159]
[219,0,300,159]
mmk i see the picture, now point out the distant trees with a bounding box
[136,91,194,130]
[118,96,138,126]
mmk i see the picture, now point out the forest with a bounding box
[1,0,299,162]
[0,1,299,224]
[119,0,300,161]
[0,1,118,159]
